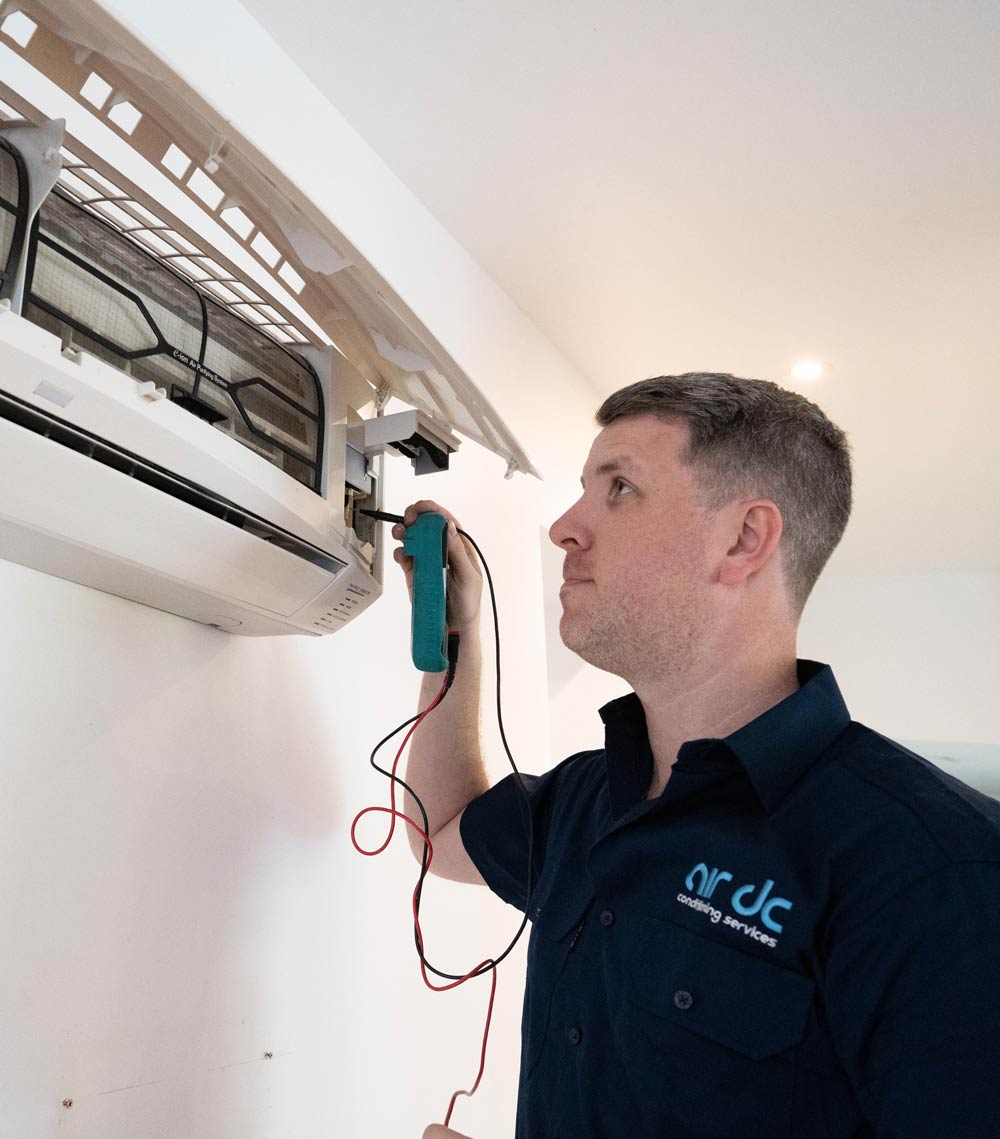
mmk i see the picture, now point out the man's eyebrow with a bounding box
[580,457,640,488]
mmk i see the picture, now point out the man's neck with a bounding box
[636,648,800,799]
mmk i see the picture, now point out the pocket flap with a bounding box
[529,872,595,941]
[626,915,814,1059]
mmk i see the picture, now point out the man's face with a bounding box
[548,414,717,683]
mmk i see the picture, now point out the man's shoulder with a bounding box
[825,721,1000,862]
[547,746,607,807]
[469,747,605,822]
[802,724,1000,946]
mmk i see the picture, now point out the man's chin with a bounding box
[557,613,584,653]
[558,619,598,665]
[559,617,633,677]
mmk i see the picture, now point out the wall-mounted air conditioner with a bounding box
[0,2,538,635]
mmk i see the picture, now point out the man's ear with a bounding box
[716,499,783,588]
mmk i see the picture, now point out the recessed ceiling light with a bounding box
[792,360,823,381]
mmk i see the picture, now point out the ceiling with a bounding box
[239,0,1000,575]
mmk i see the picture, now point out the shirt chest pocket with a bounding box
[622,913,814,1078]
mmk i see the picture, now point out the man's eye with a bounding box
[613,479,633,496]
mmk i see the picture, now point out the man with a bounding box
[397,373,1000,1138]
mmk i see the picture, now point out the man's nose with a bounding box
[549,500,584,548]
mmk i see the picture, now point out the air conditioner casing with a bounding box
[0,5,538,636]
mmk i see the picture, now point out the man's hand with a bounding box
[422,1126,474,1139]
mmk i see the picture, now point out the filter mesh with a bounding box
[19,186,323,490]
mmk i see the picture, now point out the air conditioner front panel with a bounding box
[0,415,338,618]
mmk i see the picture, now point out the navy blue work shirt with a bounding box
[459,659,1000,1138]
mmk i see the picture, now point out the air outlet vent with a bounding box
[0,388,347,576]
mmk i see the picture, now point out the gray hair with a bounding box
[595,373,853,618]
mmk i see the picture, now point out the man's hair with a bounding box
[595,373,853,619]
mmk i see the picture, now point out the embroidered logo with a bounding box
[677,862,795,948]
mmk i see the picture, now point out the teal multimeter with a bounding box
[403,512,449,672]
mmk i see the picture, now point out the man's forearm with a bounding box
[404,623,490,859]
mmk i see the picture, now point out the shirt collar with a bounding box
[597,659,852,818]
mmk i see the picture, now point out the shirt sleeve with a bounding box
[459,750,594,912]
[822,859,1000,1136]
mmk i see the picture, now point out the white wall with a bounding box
[1,2,997,1138]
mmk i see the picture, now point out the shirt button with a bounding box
[599,909,614,927]
[673,990,693,1010]
[567,1026,583,1046]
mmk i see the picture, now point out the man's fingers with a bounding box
[422,1126,474,1139]
[391,504,478,581]
[403,500,458,529]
